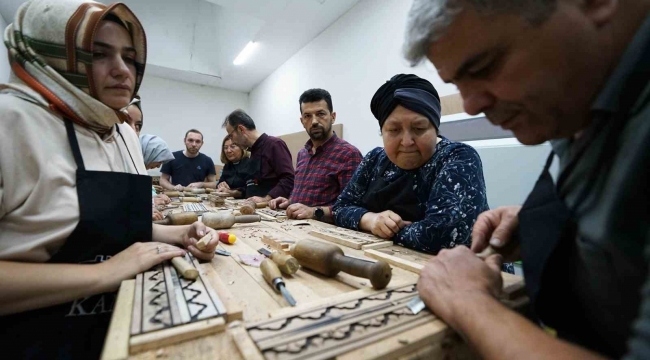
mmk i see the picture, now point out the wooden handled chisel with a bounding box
[260,259,296,306]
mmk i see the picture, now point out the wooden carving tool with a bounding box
[201,212,261,230]
[476,237,520,260]
[196,233,213,250]
[215,249,231,256]
[261,235,294,253]
[291,240,392,289]
[255,202,268,208]
[163,191,182,197]
[171,257,198,280]
[153,212,198,225]
[476,246,497,259]
[258,248,299,275]
[184,188,206,194]
[408,242,522,315]
[209,196,225,206]
[240,200,256,215]
[260,259,296,306]
[179,197,201,203]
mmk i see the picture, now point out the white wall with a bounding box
[0,14,10,83]
[137,75,248,175]
[247,0,553,207]
[472,142,556,208]
[248,0,458,155]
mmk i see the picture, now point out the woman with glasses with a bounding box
[216,134,252,198]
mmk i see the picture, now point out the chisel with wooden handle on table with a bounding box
[258,248,300,275]
[261,259,297,306]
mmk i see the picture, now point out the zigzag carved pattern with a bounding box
[265,308,418,355]
[147,271,171,327]
[249,285,417,332]
[182,279,208,320]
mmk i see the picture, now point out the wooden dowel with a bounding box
[171,257,199,280]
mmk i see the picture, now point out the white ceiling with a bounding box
[0,0,361,93]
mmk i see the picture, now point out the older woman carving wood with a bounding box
[333,74,489,254]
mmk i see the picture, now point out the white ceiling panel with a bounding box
[0,0,360,93]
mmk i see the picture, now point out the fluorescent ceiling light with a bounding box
[233,42,258,65]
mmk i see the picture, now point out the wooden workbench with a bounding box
[121,202,526,359]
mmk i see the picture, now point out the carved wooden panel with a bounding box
[245,283,433,360]
[308,226,390,250]
[228,223,299,252]
[257,208,287,219]
[131,254,227,336]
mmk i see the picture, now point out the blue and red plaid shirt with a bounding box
[290,133,363,209]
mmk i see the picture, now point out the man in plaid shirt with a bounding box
[269,89,362,223]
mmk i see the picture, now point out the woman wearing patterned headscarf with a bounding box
[333,74,489,255]
[0,1,218,357]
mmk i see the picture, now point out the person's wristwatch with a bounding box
[313,207,325,220]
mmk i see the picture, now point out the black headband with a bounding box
[370,74,441,129]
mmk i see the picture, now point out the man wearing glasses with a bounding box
[222,110,294,203]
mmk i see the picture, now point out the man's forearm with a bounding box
[159,177,175,190]
[203,181,217,189]
[453,294,606,360]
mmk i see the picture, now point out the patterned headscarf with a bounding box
[2,0,146,134]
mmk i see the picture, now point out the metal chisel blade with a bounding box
[257,247,272,257]
[279,285,297,307]
[215,249,231,256]
[407,295,426,315]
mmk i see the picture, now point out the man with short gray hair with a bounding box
[406,0,650,358]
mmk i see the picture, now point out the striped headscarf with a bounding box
[2,0,146,134]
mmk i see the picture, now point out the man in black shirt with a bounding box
[160,129,216,190]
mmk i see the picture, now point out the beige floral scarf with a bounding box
[2,0,146,133]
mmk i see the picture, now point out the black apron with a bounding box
[517,33,650,357]
[222,158,253,198]
[359,160,425,222]
[244,157,275,198]
[2,119,152,359]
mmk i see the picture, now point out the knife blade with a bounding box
[406,295,426,315]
